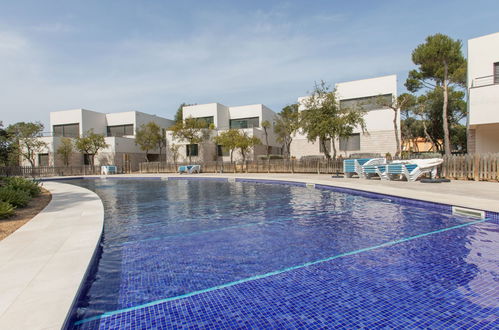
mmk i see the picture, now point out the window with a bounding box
[269,146,282,155]
[195,116,214,126]
[107,124,134,137]
[83,154,91,165]
[494,62,499,84]
[217,145,229,157]
[319,138,331,154]
[230,117,260,129]
[339,133,361,151]
[186,144,198,157]
[340,94,392,111]
[147,154,159,162]
[53,123,79,137]
[38,153,49,166]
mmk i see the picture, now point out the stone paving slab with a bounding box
[0,182,104,330]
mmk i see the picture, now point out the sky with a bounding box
[0,0,498,129]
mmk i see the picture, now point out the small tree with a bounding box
[405,33,466,156]
[135,122,161,162]
[376,93,416,157]
[213,129,240,164]
[261,120,271,158]
[170,117,208,163]
[57,137,74,166]
[235,132,261,163]
[274,104,300,159]
[169,143,181,166]
[74,130,109,167]
[301,81,366,159]
[7,122,47,167]
[0,121,14,166]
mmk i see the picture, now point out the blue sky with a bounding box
[1,0,498,129]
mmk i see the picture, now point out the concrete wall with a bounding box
[467,32,499,153]
[473,123,499,153]
[468,32,499,89]
[183,103,230,129]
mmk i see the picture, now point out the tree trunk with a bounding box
[393,109,401,156]
[230,150,233,164]
[264,129,269,158]
[442,62,451,156]
[322,138,332,160]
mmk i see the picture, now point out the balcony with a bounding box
[469,79,499,126]
[470,75,498,88]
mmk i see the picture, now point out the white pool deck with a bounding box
[0,182,104,330]
[0,174,498,330]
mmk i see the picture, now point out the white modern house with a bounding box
[290,75,399,159]
[166,103,280,162]
[30,109,173,170]
[467,32,499,153]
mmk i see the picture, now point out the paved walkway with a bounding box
[0,182,104,330]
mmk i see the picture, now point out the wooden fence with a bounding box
[0,165,102,178]
[139,159,344,175]
[441,154,499,181]
[1,154,498,181]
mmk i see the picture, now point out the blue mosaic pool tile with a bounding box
[235,178,306,187]
[65,179,499,329]
[73,220,499,329]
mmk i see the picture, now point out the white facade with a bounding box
[467,32,499,153]
[168,103,279,162]
[291,75,399,159]
[31,109,173,170]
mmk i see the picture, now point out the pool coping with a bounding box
[0,182,104,330]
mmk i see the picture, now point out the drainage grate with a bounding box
[452,206,485,219]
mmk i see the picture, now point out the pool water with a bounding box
[67,178,499,329]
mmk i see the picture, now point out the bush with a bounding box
[0,187,31,207]
[0,201,15,219]
[2,177,41,197]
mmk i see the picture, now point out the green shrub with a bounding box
[0,187,31,207]
[0,201,15,218]
[2,177,41,197]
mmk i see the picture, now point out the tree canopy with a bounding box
[56,137,74,166]
[301,81,366,159]
[7,122,47,166]
[405,33,466,155]
[74,130,108,166]
[274,104,300,159]
[135,122,162,161]
[213,129,241,163]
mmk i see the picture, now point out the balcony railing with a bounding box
[471,75,498,88]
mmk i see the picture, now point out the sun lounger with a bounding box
[362,164,389,180]
[386,158,443,181]
[178,165,201,174]
[344,158,385,178]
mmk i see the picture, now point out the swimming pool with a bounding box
[67,178,499,329]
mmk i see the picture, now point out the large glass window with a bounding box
[107,124,134,137]
[340,94,392,111]
[38,153,49,166]
[53,123,79,137]
[217,145,229,157]
[339,133,361,151]
[186,144,198,157]
[195,116,214,126]
[230,117,260,129]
